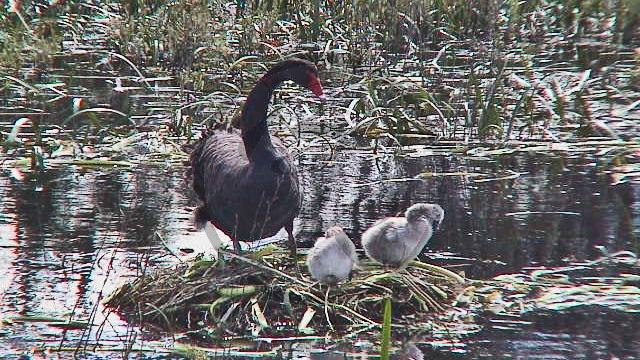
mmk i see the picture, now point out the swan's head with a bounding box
[262,58,326,101]
[405,203,445,231]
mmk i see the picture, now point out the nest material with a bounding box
[106,246,465,337]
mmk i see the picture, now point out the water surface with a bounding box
[0,149,637,358]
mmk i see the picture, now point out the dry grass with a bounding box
[106,246,465,337]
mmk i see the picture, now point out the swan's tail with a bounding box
[186,126,225,231]
[193,205,209,230]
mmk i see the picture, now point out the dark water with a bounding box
[298,150,639,277]
[0,149,638,358]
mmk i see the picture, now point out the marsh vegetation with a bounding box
[1,0,639,358]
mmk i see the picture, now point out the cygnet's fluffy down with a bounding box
[361,203,444,267]
[391,343,424,360]
[307,226,358,285]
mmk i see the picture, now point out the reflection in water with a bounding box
[0,166,191,357]
[466,308,640,359]
[299,152,637,279]
[303,341,424,359]
[0,152,637,357]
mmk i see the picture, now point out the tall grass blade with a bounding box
[380,297,392,360]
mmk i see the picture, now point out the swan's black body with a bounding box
[188,59,325,255]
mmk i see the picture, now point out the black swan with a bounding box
[188,58,325,256]
[361,203,444,268]
[307,226,358,285]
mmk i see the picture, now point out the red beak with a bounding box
[308,75,326,101]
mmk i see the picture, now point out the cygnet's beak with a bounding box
[431,219,441,232]
[418,215,439,231]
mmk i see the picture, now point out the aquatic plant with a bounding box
[2,0,638,149]
[380,297,392,360]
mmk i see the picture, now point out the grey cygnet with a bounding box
[361,203,444,268]
[307,226,358,285]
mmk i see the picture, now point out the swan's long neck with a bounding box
[239,79,281,160]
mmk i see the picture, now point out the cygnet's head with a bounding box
[405,203,445,231]
[325,226,347,239]
[324,226,356,259]
[325,226,352,248]
[394,343,424,360]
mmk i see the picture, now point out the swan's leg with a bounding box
[232,236,242,253]
[285,221,297,257]
[232,214,242,253]
[284,221,301,273]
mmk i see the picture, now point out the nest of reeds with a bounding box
[106,245,466,338]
